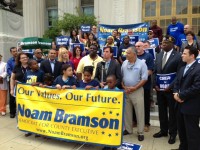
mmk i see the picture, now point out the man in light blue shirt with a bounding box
[121,46,148,141]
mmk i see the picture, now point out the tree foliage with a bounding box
[43,13,97,40]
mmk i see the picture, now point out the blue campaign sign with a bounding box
[22,49,34,54]
[156,73,176,90]
[70,43,85,51]
[98,23,149,50]
[117,142,142,150]
[196,57,200,63]
[148,38,159,48]
[103,46,118,58]
[81,24,91,33]
[145,48,155,59]
[56,36,69,46]
[129,35,139,45]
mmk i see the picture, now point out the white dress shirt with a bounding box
[163,49,173,62]
[0,61,8,90]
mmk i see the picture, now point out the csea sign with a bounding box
[156,73,176,90]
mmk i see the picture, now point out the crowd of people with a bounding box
[0,16,200,150]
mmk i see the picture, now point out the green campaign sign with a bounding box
[20,37,52,49]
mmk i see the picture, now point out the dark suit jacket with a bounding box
[40,60,62,79]
[94,59,122,88]
[173,61,200,115]
[154,49,184,89]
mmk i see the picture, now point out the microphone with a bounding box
[101,61,106,83]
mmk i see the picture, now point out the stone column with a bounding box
[0,9,24,61]
[23,0,45,37]
[58,0,79,19]
[94,0,142,25]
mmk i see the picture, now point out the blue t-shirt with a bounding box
[137,52,154,90]
[25,69,44,84]
[118,43,133,61]
[53,75,77,86]
[104,86,120,90]
[167,22,184,42]
[78,80,100,88]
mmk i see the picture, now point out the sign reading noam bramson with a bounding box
[16,84,124,147]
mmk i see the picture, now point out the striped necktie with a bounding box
[162,52,167,69]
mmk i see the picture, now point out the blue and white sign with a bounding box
[98,23,149,50]
[145,48,155,59]
[148,38,159,48]
[196,56,200,63]
[81,24,91,33]
[156,73,176,90]
[103,46,118,58]
[56,36,69,46]
[117,142,142,150]
[70,43,85,51]
[129,35,139,45]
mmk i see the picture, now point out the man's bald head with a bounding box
[135,41,145,55]
[184,25,192,34]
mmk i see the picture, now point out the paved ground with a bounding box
[0,113,180,150]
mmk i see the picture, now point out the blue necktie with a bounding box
[183,65,190,76]
[105,62,109,74]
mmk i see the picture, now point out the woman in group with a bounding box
[71,46,82,73]
[85,33,96,50]
[69,30,80,44]
[105,36,115,47]
[10,53,29,96]
[180,31,200,53]
[58,47,74,72]
[0,54,8,116]
[78,31,89,45]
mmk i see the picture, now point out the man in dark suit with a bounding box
[33,48,44,67]
[94,46,121,88]
[173,46,200,150]
[153,36,184,144]
[40,49,62,79]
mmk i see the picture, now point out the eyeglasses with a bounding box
[135,46,141,47]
